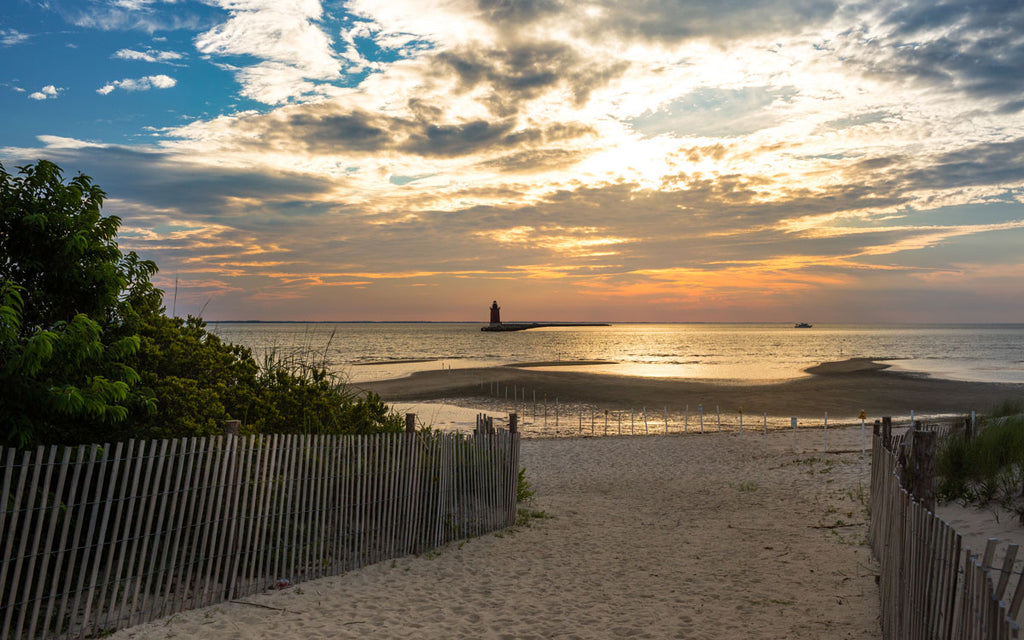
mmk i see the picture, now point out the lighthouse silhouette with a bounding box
[489,300,501,326]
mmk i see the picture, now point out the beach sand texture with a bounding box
[109,428,880,639]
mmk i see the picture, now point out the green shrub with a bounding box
[936,410,1024,507]
[1,160,403,446]
[516,467,535,503]
[992,400,1024,419]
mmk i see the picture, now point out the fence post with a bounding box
[911,430,937,511]
[860,414,866,457]
[509,413,518,434]
[404,415,422,553]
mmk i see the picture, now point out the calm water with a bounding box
[208,322,1024,385]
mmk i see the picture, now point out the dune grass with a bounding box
[936,401,1024,512]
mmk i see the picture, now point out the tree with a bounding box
[2,160,402,447]
[1,161,159,446]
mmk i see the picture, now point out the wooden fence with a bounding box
[0,430,519,639]
[870,428,1024,639]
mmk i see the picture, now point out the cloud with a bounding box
[177,101,596,162]
[629,86,799,138]
[1,28,29,46]
[7,0,1024,321]
[432,41,630,116]
[476,0,562,27]
[194,0,344,104]
[574,0,840,44]
[113,48,186,64]
[899,138,1024,190]
[28,85,61,100]
[97,74,177,95]
[831,0,1024,109]
[57,0,214,33]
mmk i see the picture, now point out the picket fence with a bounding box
[870,430,1024,639]
[0,430,520,639]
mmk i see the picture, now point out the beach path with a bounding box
[110,430,880,639]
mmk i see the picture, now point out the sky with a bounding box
[2,0,1024,323]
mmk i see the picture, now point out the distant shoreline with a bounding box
[207,320,1024,326]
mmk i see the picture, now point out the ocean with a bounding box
[207,322,1024,385]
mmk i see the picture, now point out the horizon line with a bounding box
[200,319,1024,326]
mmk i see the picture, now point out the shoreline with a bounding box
[358,357,1024,420]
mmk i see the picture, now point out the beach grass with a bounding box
[936,402,1024,510]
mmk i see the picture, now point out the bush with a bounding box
[2,160,403,446]
[936,407,1024,509]
[128,310,404,438]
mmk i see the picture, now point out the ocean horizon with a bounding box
[207,321,1024,386]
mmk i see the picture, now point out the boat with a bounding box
[794,322,813,328]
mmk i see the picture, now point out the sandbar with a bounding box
[354,358,439,366]
[359,357,1024,420]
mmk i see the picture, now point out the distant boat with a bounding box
[794,322,813,328]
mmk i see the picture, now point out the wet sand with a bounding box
[359,358,1024,420]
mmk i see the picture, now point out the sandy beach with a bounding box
[110,427,880,639]
[103,362,1024,639]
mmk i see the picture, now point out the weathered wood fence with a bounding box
[870,427,1024,639]
[0,429,519,639]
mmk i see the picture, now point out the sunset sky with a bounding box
[3,0,1024,322]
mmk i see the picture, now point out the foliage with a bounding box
[128,313,257,439]
[1,161,159,446]
[246,346,403,435]
[516,467,535,503]
[514,468,549,528]
[936,406,1024,512]
[991,399,1024,419]
[1,160,403,447]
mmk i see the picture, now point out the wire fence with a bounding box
[467,381,974,454]
[0,430,519,639]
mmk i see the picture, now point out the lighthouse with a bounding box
[489,300,501,326]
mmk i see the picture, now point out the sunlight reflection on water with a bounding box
[208,322,1024,384]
